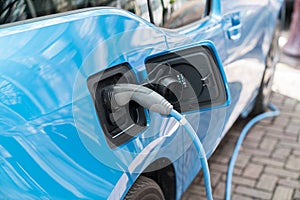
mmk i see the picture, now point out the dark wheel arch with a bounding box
[125,158,176,200]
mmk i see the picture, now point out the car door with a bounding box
[221,0,270,132]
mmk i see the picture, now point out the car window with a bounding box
[134,0,208,28]
[158,0,208,29]
[0,0,208,28]
[0,0,151,25]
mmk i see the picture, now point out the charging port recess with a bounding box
[87,63,146,149]
[145,45,227,112]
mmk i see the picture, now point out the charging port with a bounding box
[145,46,226,112]
[143,63,184,106]
[87,63,146,148]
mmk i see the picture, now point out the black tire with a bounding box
[252,20,280,115]
[124,176,165,200]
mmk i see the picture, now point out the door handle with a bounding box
[227,24,241,40]
[227,14,241,40]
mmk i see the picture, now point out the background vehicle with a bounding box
[0,0,282,199]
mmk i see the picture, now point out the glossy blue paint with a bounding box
[0,0,282,199]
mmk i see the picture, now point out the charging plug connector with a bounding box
[103,83,173,116]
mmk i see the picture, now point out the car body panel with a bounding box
[0,8,168,199]
[0,0,282,199]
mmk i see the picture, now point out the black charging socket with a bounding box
[142,63,185,108]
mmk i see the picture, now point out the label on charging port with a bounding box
[177,74,188,88]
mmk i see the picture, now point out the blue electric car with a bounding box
[0,0,282,199]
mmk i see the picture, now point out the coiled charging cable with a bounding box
[106,84,280,200]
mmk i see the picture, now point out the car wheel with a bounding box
[124,176,165,200]
[252,20,280,115]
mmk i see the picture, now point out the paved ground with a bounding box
[182,45,300,199]
[182,92,300,200]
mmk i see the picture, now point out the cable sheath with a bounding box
[170,109,214,200]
